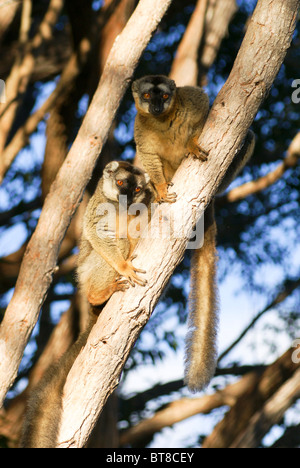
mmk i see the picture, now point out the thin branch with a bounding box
[0,0,64,158]
[222,132,300,203]
[218,277,300,363]
[169,0,208,86]
[203,348,299,448]
[0,1,20,43]
[19,0,32,46]
[0,197,41,226]
[121,365,266,417]
[0,43,88,184]
[120,371,260,447]
[199,0,238,83]
[231,367,300,448]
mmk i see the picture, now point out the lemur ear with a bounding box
[131,80,138,93]
[103,161,119,176]
[168,78,176,90]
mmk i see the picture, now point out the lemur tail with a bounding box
[184,203,219,392]
[184,130,255,392]
[20,307,100,448]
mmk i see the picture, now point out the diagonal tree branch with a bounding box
[0,0,174,408]
[169,0,208,86]
[120,371,259,447]
[203,348,299,448]
[231,367,300,448]
[0,0,64,158]
[0,0,20,44]
[0,0,124,184]
[221,131,300,203]
[56,0,300,448]
[218,276,300,363]
[199,0,238,83]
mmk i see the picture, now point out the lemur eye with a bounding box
[116,180,124,186]
[163,93,169,100]
[135,187,141,193]
[143,93,151,100]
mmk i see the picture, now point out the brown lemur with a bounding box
[20,161,154,448]
[132,75,255,392]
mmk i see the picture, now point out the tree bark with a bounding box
[202,348,299,448]
[0,0,64,159]
[218,277,300,364]
[231,367,300,448]
[0,304,79,447]
[55,0,300,448]
[222,131,300,203]
[0,0,174,407]
[0,0,20,44]
[199,0,238,83]
[120,371,260,447]
[170,0,208,86]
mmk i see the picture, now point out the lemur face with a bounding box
[132,75,176,116]
[102,161,153,206]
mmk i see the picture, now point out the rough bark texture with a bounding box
[170,0,208,86]
[120,371,258,447]
[199,0,238,82]
[223,131,300,202]
[0,1,20,44]
[231,367,300,448]
[0,0,174,407]
[0,0,64,161]
[202,348,299,448]
[55,0,300,448]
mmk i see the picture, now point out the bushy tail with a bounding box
[20,308,100,448]
[184,130,255,392]
[184,203,219,392]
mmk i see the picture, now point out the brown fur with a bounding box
[77,161,155,303]
[132,75,255,391]
[20,313,98,448]
[132,75,209,203]
[20,161,154,447]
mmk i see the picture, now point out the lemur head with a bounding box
[132,75,176,117]
[102,161,154,206]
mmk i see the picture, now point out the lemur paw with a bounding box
[155,182,177,204]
